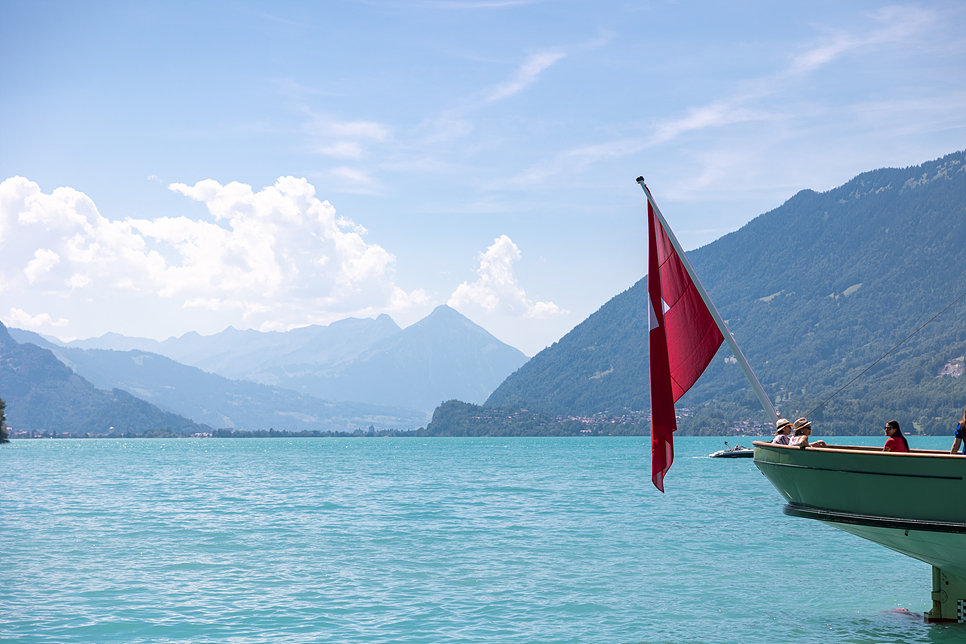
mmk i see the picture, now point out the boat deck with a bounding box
[752,440,961,456]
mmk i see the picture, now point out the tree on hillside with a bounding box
[0,397,9,443]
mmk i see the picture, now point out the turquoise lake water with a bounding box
[2,435,963,643]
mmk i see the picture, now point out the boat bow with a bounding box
[754,441,966,620]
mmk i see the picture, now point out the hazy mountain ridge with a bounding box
[15,305,527,418]
[302,305,529,410]
[63,315,403,380]
[146,306,529,411]
[486,151,966,435]
[9,327,429,432]
[0,322,206,435]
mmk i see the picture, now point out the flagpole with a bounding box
[637,177,779,424]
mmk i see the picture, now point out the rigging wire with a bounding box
[802,289,966,419]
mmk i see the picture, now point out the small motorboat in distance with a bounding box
[709,442,755,458]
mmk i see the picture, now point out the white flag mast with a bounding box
[637,177,779,424]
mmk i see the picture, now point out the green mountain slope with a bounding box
[487,151,966,435]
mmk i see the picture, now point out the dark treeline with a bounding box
[212,427,419,438]
[8,402,651,439]
[9,427,418,439]
[420,400,648,437]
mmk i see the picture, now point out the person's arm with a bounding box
[952,437,962,455]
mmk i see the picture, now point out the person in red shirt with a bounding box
[883,420,910,452]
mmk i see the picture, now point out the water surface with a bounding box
[2,436,961,643]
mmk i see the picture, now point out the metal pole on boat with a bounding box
[637,177,779,424]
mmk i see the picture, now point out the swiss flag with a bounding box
[647,198,723,492]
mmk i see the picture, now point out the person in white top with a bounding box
[791,417,826,449]
[771,417,792,445]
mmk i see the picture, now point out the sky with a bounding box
[1,0,964,356]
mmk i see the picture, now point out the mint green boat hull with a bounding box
[753,442,965,524]
[754,442,966,620]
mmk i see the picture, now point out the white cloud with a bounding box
[300,115,392,187]
[424,1,540,8]
[448,235,566,318]
[0,175,427,332]
[24,249,60,284]
[7,307,68,329]
[487,50,566,103]
[507,6,941,187]
[413,115,475,145]
[183,298,273,319]
[303,114,391,141]
[510,137,648,186]
[317,141,364,158]
[785,6,934,77]
[330,166,374,185]
[327,120,390,141]
[652,102,767,146]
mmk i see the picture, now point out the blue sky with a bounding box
[1,0,964,355]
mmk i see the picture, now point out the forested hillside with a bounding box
[487,151,966,435]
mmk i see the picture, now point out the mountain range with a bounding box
[486,150,966,435]
[7,152,965,437]
[6,305,527,432]
[6,326,429,432]
[0,322,204,436]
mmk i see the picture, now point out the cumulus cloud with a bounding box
[8,307,68,329]
[0,175,425,330]
[448,235,566,319]
[24,249,60,284]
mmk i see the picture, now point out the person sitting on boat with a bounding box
[950,406,966,455]
[771,417,792,445]
[791,417,826,449]
[883,420,909,452]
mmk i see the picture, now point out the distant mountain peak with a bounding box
[414,305,485,333]
[429,304,459,317]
